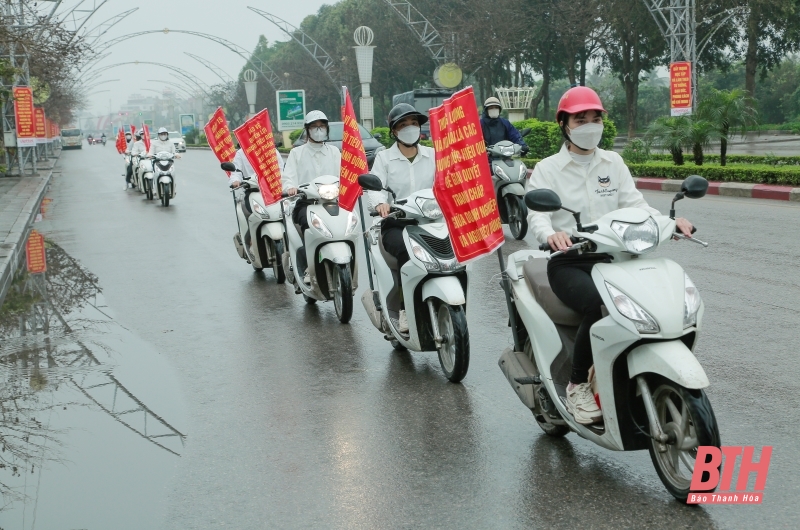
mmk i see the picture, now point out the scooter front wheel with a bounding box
[332,263,353,324]
[507,195,528,240]
[272,240,286,283]
[145,179,153,200]
[435,303,470,383]
[161,184,170,207]
[646,376,721,502]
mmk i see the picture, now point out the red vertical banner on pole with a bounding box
[233,109,283,205]
[338,88,367,212]
[26,230,46,274]
[204,107,236,172]
[142,124,151,152]
[670,62,692,116]
[34,108,46,143]
[429,87,504,263]
[13,86,36,147]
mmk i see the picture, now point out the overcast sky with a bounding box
[76,0,331,119]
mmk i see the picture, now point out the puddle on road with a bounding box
[0,239,186,529]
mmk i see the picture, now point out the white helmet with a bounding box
[158,127,168,134]
[304,110,328,125]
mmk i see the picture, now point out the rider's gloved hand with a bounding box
[520,145,529,156]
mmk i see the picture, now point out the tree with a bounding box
[646,116,692,165]
[697,88,759,165]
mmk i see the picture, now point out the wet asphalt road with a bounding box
[2,145,799,529]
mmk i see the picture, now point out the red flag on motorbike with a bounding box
[115,128,126,153]
[204,107,235,176]
[142,124,151,152]
[429,86,504,263]
[338,87,368,212]
[233,109,282,205]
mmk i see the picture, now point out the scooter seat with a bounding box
[522,258,582,327]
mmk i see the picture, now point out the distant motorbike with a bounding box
[220,162,286,282]
[101,136,107,146]
[281,175,359,323]
[487,127,531,240]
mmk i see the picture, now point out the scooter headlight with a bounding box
[415,197,442,219]
[493,164,510,181]
[252,201,269,219]
[317,183,340,200]
[519,163,528,179]
[610,217,659,254]
[309,211,333,238]
[409,238,439,271]
[500,145,515,157]
[344,211,359,236]
[684,273,701,328]
[606,282,660,334]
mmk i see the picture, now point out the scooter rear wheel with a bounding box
[524,339,569,437]
[645,376,721,502]
[435,303,469,383]
[507,195,528,240]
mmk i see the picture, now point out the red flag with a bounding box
[130,125,136,136]
[233,109,282,205]
[429,86,504,263]
[204,107,235,176]
[338,88,368,212]
[115,128,126,153]
[142,124,151,152]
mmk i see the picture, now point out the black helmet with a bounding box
[387,103,428,131]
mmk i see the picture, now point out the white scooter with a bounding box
[357,174,471,383]
[281,175,359,323]
[149,151,176,207]
[488,129,530,240]
[220,162,286,282]
[496,175,720,501]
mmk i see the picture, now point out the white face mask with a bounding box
[568,122,604,150]
[309,127,327,142]
[396,125,421,145]
[487,108,501,119]
[159,134,168,141]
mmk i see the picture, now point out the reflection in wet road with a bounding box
[1,146,797,528]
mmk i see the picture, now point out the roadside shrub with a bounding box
[183,128,198,144]
[289,129,303,143]
[627,161,800,186]
[648,153,800,166]
[622,138,651,164]
[370,127,392,148]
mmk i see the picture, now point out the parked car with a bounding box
[292,122,384,168]
[169,131,186,152]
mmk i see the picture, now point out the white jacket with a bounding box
[130,140,147,156]
[282,142,341,190]
[148,138,175,156]
[526,144,661,244]
[231,147,284,184]
[367,143,435,209]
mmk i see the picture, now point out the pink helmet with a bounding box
[556,86,606,123]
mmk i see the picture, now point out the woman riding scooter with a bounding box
[369,103,436,333]
[526,86,695,425]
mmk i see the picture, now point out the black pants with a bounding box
[382,224,410,268]
[292,202,309,233]
[547,256,609,384]
[125,161,133,183]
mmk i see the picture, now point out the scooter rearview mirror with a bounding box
[220,162,236,172]
[518,127,532,137]
[357,173,383,192]
[682,175,708,199]
[525,189,562,212]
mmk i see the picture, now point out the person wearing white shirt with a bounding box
[123,131,134,190]
[369,103,435,333]
[126,132,147,190]
[526,86,695,425]
[148,127,178,157]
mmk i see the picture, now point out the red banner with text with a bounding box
[233,109,283,205]
[34,107,46,142]
[13,86,36,147]
[204,107,235,175]
[429,86,504,263]
[26,230,46,274]
[339,88,367,212]
[670,62,692,116]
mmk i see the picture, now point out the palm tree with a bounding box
[697,88,759,166]
[686,119,720,166]
[645,116,692,165]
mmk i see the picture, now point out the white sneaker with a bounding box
[303,270,311,285]
[398,310,409,333]
[565,382,603,425]
[123,183,128,190]
[127,183,133,189]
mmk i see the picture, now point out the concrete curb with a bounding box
[0,171,54,307]
[186,146,210,150]
[632,177,800,202]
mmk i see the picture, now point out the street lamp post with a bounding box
[353,26,375,130]
[243,69,258,119]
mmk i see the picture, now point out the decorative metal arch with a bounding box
[184,52,234,84]
[147,80,195,100]
[80,61,212,98]
[381,0,446,64]
[94,29,283,90]
[83,7,139,46]
[246,7,339,91]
